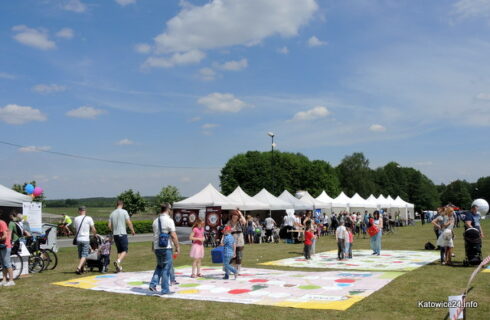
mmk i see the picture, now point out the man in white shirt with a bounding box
[335,222,347,261]
[73,206,96,274]
[149,203,180,295]
[264,215,276,243]
[108,200,135,273]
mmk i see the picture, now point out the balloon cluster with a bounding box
[24,184,43,197]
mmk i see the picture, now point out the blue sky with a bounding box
[1,0,490,199]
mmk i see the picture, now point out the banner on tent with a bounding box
[23,201,42,233]
[205,206,222,230]
[174,209,199,227]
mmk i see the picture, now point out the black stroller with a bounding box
[86,234,105,272]
[463,227,482,266]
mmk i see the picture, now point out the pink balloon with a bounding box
[33,187,43,197]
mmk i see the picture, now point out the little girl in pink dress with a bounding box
[189,219,205,278]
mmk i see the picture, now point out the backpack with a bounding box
[424,241,435,250]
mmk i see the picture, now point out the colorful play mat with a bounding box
[53,266,402,310]
[260,250,440,271]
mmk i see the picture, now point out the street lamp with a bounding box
[267,132,275,194]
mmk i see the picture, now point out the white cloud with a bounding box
[277,46,289,54]
[33,84,66,94]
[134,43,151,54]
[116,138,134,145]
[12,25,56,50]
[115,0,137,6]
[214,58,248,71]
[18,145,51,153]
[307,35,327,47]
[476,93,490,100]
[292,106,330,121]
[198,93,250,113]
[143,50,205,68]
[452,0,490,20]
[56,28,74,39]
[63,0,86,13]
[0,104,47,125]
[369,124,387,132]
[201,123,219,129]
[145,0,318,68]
[198,67,216,81]
[0,72,16,79]
[66,106,106,119]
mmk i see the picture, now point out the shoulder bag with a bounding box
[72,216,87,245]
[158,217,170,248]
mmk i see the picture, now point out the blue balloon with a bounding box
[25,184,34,194]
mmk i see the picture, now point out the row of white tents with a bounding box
[174,184,415,221]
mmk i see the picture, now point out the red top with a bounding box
[348,231,354,243]
[192,227,204,245]
[304,230,314,245]
[0,220,12,248]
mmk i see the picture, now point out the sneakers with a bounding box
[233,273,238,280]
[160,291,175,295]
[223,274,229,280]
[171,280,179,285]
[114,261,122,273]
[3,281,15,287]
[149,286,158,292]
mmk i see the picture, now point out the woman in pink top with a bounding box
[189,219,205,278]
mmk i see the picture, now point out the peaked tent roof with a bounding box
[366,194,380,208]
[376,194,390,208]
[316,191,334,205]
[278,190,313,210]
[332,191,350,208]
[174,184,240,210]
[253,189,293,210]
[227,186,269,211]
[0,184,32,207]
[299,191,331,209]
[349,193,369,208]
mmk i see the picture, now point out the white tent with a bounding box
[349,193,369,210]
[331,192,350,211]
[174,184,240,210]
[0,184,32,207]
[316,191,334,207]
[299,191,331,209]
[376,194,390,209]
[278,190,312,210]
[365,194,379,209]
[227,186,269,211]
[253,188,293,210]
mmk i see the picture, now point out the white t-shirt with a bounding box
[74,215,94,242]
[265,217,275,230]
[336,225,347,239]
[283,215,294,227]
[152,213,176,249]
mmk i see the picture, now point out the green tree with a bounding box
[336,152,376,198]
[440,180,473,209]
[12,180,46,202]
[473,176,490,201]
[404,168,440,211]
[155,185,182,208]
[117,189,147,216]
[373,162,408,199]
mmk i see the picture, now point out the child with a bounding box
[189,219,205,278]
[304,221,315,260]
[335,222,347,261]
[100,236,112,273]
[221,226,238,280]
[346,226,354,259]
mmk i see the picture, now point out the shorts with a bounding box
[265,229,273,237]
[0,247,12,269]
[113,234,129,253]
[77,241,90,258]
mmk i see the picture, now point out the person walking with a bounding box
[108,200,136,273]
[149,203,180,295]
[226,210,246,274]
[221,226,238,280]
[73,206,96,274]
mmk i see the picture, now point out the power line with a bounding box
[0,140,220,170]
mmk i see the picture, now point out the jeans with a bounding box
[101,254,110,268]
[370,232,382,254]
[0,247,12,269]
[304,244,312,259]
[223,255,237,276]
[344,242,352,258]
[150,249,172,293]
[337,239,345,260]
[311,238,316,255]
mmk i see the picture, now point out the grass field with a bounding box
[43,207,157,222]
[1,222,489,320]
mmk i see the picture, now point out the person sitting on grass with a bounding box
[336,222,347,261]
[221,226,238,280]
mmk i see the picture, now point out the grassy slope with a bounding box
[1,222,489,320]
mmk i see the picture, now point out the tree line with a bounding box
[220,151,490,211]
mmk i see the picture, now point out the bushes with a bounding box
[93,220,153,235]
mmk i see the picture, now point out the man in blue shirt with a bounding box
[464,205,485,239]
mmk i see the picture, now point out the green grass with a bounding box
[43,207,157,222]
[1,222,489,320]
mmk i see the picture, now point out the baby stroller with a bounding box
[463,228,482,266]
[86,234,105,272]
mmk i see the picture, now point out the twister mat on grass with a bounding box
[483,266,490,273]
[260,250,440,271]
[53,266,402,310]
